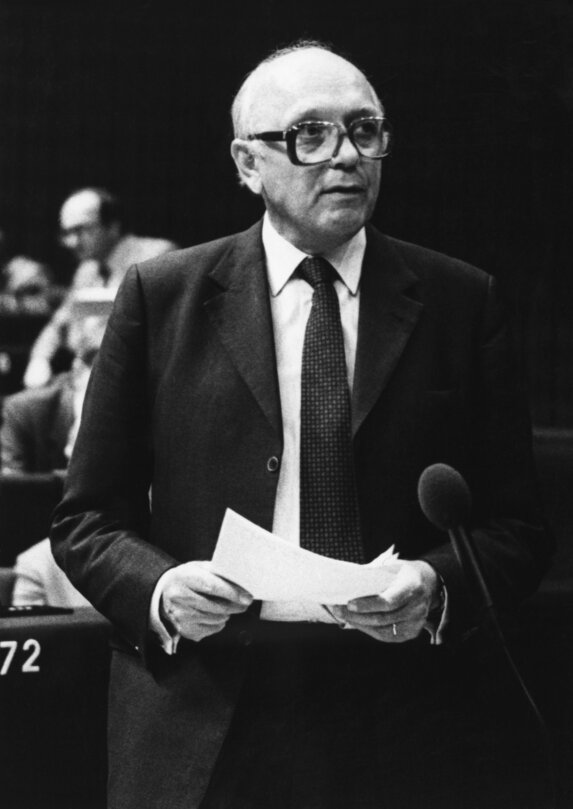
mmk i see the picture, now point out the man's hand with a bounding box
[329,560,440,643]
[159,561,253,642]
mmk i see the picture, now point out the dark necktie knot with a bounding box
[98,262,111,285]
[298,256,336,289]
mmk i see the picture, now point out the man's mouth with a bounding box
[323,185,365,195]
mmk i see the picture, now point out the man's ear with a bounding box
[230,139,263,194]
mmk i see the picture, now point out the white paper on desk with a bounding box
[211,509,402,604]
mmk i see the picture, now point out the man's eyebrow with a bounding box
[348,106,384,118]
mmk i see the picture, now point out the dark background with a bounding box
[1,0,572,425]
[1,6,573,806]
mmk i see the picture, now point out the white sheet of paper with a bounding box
[211,509,402,604]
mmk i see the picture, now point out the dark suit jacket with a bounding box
[1,373,74,472]
[51,222,552,809]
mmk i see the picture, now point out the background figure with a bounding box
[11,536,92,607]
[4,313,106,608]
[24,187,178,388]
[1,312,107,473]
[0,255,59,316]
[51,42,552,809]
[0,221,61,316]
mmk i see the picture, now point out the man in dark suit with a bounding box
[51,42,552,809]
[1,372,73,472]
[1,314,106,472]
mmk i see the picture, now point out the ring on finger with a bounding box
[392,623,398,637]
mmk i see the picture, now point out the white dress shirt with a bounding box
[72,233,178,290]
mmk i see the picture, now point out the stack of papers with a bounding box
[211,509,401,604]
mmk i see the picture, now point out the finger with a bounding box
[164,599,231,638]
[340,610,401,629]
[335,600,429,634]
[197,560,253,592]
[349,583,413,614]
[178,617,229,642]
[380,560,438,611]
[326,605,345,622]
[350,618,425,644]
[346,576,421,614]
[214,574,254,603]
[181,564,253,605]
[178,611,229,629]
[362,624,416,643]
[175,589,252,615]
[348,564,433,617]
[346,594,392,614]
[164,589,252,633]
[343,598,426,624]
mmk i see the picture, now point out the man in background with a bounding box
[11,537,92,608]
[51,42,552,809]
[2,313,107,472]
[4,313,106,607]
[23,187,177,388]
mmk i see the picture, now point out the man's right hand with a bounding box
[159,561,253,642]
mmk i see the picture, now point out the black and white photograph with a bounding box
[0,2,572,807]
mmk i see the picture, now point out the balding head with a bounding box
[60,188,102,227]
[231,42,383,139]
[59,187,123,263]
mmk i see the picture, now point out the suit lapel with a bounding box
[203,222,421,441]
[352,228,423,436]
[204,222,282,438]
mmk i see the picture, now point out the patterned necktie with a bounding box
[298,256,364,562]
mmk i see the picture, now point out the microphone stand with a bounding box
[449,523,559,809]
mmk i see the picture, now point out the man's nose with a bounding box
[329,132,360,168]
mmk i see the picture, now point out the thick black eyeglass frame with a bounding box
[247,116,390,166]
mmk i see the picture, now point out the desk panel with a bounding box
[0,608,111,809]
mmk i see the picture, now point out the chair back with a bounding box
[0,472,64,565]
[0,565,16,604]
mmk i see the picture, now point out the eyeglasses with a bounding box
[247,116,391,166]
[59,222,101,243]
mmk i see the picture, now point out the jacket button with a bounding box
[266,456,280,473]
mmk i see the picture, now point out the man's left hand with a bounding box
[329,560,440,643]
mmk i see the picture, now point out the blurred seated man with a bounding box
[12,536,92,608]
[24,187,178,388]
[1,314,106,473]
[0,253,61,316]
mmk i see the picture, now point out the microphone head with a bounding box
[417,463,472,531]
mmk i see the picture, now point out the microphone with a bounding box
[418,463,558,807]
[417,462,471,530]
[417,463,494,618]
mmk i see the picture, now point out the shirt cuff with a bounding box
[424,578,449,645]
[149,569,180,655]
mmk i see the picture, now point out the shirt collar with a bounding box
[262,213,365,297]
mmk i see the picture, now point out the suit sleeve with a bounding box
[420,276,553,638]
[1,397,31,472]
[50,266,176,655]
